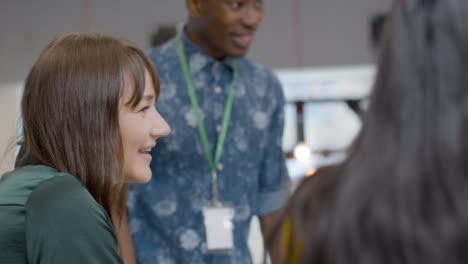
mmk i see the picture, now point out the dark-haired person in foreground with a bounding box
[0,33,170,263]
[272,0,468,263]
[121,0,291,263]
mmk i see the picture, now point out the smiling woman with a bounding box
[0,32,169,263]
[119,70,170,183]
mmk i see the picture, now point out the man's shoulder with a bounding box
[148,39,177,65]
[239,57,278,80]
[238,57,284,96]
[240,56,268,70]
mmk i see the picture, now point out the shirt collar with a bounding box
[180,27,238,71]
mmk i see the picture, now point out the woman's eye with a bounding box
[139,106,150,113]
[255,0,263,8]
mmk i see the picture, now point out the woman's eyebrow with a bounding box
[142,94,155,102]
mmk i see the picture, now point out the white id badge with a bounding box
[202,206,234,254]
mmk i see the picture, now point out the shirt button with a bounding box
[217,163,224,170]
[214,86,221,93]
[216,124,221,133]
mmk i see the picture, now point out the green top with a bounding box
[0,165,123,263]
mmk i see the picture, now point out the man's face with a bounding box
[192,0,264,58]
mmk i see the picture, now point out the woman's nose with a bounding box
[151,111,171,139]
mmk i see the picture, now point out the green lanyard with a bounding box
[176,32,237,205]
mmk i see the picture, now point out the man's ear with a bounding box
[186,0,202,18]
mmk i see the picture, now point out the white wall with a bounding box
[0,83,22,176]
[0,0,390,83]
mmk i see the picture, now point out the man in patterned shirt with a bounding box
[120,0,290,263]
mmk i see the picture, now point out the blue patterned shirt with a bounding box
[127,30,290,264]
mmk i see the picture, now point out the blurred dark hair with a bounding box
[271,0,468,263]
[370,13,388,48]
[20,32,159,230]
[150,24,178,47]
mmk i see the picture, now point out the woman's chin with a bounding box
[124,170,152,183]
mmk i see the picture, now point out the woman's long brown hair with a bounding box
[20,33,159,229]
